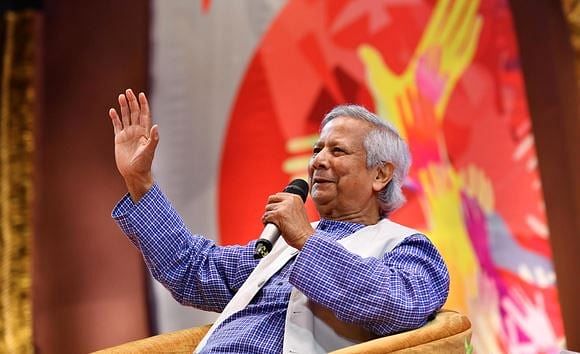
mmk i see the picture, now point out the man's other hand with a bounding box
[262,192,315,250]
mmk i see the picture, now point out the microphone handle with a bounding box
[253,223,280,259]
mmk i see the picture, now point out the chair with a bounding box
[93,309,471,353]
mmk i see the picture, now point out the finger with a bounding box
[419,90,436,122]
[451,15,474,55]
[440,0,471,46]
[272,192,303,205]
[262,210,275,222]
[144,124,160,155]
[126,89,141,126]
[262,211,276,225]
[287,193,305,203]
[474,168,483,203]
[417,88,433,125]
[417,0,451,51]
[501,298,526,326]
[418,169,433,200]
[501,297,519,318]
[118,94,130,128]
[139,92,152,132]
[398,89,413,127]
[463,195,475,221]
[279,192,303,200]
[466,165,475,195]
[459,16,483,58]
[458,169,467,195]
[109,108,122,134]
[430,47,442,71]
[485,175,494,212]
[512,287,530,307]
[265,203,277,212]
[400,89,415,126]
[357,45,395,80]
[453,0,480,53]
[267,193,288,203]
[429,164,442,192]
[449,166,461,190]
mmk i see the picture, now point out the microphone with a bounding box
[253,179,309,259]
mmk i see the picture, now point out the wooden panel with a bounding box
[34,1,151,353]
[509,0,580,350]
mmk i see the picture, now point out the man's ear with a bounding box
[373,162,394,192]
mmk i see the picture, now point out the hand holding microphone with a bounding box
[254,179,312,259]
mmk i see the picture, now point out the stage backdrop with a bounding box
[151,1,564,352]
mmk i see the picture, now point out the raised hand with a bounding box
[357,0,483,137]
[469,273,503,354]
[398,88,446,169]
[414,0,483,117]
[109,89,159,202]
[460,164,495,215]
[502,288,562,353]
[418,163,479,313]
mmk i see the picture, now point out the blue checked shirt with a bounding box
[112,184,449,354]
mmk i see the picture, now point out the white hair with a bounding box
[321,104,411,216]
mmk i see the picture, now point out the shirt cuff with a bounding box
[111,183,163,247]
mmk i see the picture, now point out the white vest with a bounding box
[195,219,420,353]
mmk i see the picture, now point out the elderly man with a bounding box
[108,89,449,354]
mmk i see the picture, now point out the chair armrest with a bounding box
[91,324,212,354]
[329,310,472,354]
[93,310,471,353]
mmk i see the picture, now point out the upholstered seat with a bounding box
[93,309,471,353]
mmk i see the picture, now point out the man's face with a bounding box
[308,116,380,220]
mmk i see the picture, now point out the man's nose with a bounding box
[310,149,329,169]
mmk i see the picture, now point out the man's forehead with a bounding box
[318,116,371,141]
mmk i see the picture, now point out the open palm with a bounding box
[109,89,159,200]
[114,124,155,178]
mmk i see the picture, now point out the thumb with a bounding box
[357,44,393,78]
[145,124,159,153]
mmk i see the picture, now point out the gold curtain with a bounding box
[0,10,39,354]
[562,0,580,89]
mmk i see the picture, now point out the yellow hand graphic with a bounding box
[460,164,495,214]
[358,0,483,136]
[358,44,412,138]
[469,273,503,354]
[422,0,483,116]
[418,163,479,313]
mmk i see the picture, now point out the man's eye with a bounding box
[312,147,322,154]
[333,147,345,154]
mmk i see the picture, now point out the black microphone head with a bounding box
[283,179,309,202]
